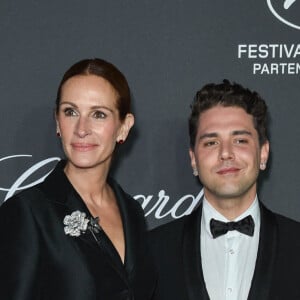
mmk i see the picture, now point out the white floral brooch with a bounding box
[63,210,101,237]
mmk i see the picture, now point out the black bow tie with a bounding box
[210,215,255,239]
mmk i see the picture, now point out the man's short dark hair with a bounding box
[189,79,268,148]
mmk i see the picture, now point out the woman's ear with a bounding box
[54,111,61,136]
[117,113,134,143]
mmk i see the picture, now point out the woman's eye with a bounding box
[93,111,107,119]
[64,108,77,117]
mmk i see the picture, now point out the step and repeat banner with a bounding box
[0,0,299,229]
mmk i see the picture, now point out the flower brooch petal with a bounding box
[63,210,90,237]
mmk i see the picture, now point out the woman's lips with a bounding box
[71,143,97,151]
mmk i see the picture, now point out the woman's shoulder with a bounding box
[0,184,51,235]
[1,159,68,209]
[0,183,46,214]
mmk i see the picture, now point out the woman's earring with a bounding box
[56,132,61,137]
[117,139,124,144]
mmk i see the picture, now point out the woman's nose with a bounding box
[75,117,91,138]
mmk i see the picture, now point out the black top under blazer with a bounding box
[149,203,300,300]
[0,160,156,300]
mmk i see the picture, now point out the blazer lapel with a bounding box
[247,203,278,300]
[109,177,138,277]
[39,161,129,284]
[40,160,102,249]
[183,204,210,300]
[65,189,130,285]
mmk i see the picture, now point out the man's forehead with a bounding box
[197,106,258,136]
[198,106,253,124]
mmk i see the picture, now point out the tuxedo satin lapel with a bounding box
[65,181,129,284]
[108,178,137,277]
[39,160,96,248]
[183,204,210,300]
[248,203,278,300]
[63,190,130,284]
[39,160,73,206]
[64,189,99,247]
[39,161,129,284]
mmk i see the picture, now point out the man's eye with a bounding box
[204,141,218,147]
[64,108,77,116]
[93,111,106,119]
[235,139,248,144]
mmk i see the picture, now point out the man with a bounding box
[150,80,300,300]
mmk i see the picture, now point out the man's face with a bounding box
[190,105,269,208]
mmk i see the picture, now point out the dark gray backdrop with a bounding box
[0,0,299,229]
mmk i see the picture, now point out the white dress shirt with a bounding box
[201,196,260,300]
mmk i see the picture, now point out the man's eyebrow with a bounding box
[199,132,218,140]
[232,130,252,136]
[199,130,252,140]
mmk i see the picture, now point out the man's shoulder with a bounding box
[150,204,201,238]
[148,216,191,266]
[262,205,300,248]
[150,216,188,236]
[262,204,300,228]
[273,211,300,231]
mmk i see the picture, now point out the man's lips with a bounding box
[216,167,240,175]
[71,143,98,151]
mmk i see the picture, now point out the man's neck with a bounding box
[204,192,257,220]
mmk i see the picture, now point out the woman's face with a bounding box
[56,74,134,172]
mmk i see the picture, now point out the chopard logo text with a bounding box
[0,155,202,219]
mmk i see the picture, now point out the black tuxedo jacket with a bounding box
[149,203,300,300]
[0,161,156,300]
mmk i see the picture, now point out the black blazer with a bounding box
[149,203,300,300]
[0,161,156,300]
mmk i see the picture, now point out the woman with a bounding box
[0,58,156,299]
